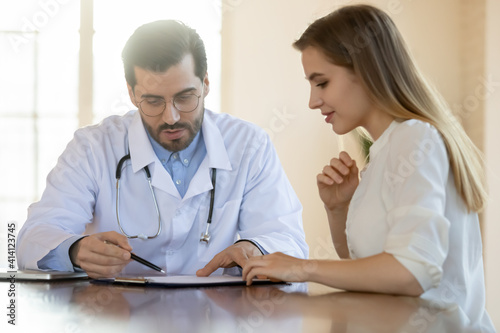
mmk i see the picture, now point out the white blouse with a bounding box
[346,119,494,331]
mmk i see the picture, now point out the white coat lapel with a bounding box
[182,111,232,201]
[128,112,180,198]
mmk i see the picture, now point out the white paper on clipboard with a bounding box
[93,275,284,288]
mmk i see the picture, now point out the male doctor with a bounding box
[16,20,308,279]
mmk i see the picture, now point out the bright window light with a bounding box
[0,1,222,235]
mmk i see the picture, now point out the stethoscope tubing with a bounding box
[115,153,216,243]
[115,154,161,240]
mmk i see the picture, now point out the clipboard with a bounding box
[91,275,286,288]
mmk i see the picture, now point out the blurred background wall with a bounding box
[220,0,499,326]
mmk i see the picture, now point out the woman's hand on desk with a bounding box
[69,231,132,278]
[242,252,313,285]
[244,252,424,296]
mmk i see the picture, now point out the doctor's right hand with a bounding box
[69,231,132,279]
[318,151,359,211]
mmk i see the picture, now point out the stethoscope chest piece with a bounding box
[200,228,211,244]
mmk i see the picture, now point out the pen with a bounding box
[104,241,165,274]
[130,252,165,273]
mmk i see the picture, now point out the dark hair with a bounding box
[122,20,207,88]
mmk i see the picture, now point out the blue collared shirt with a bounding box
[147,129,206,198]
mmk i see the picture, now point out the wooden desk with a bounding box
[0,279,488,332]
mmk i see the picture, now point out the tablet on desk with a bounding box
[0,269,88,281]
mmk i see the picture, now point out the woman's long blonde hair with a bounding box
[294,4,487,212]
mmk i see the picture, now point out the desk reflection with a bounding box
[1,280,491,333]
[202,285,485,333]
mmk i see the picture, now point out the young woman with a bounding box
[243,4,494,330]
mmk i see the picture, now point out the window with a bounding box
[93,0,222,121]
[0,1,221,230]
[0,1,80,229]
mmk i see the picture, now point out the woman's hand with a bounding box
[242,252,316,285]
[317,151,359,211]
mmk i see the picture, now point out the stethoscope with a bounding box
[115,154,216,244]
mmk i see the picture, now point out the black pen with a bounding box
[130,252,165,273]
[105,241,165,273]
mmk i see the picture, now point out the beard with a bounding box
[146,106,204,152]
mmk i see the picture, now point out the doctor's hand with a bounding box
[196,241,263,277]
[318,151,359,211]
[69,231,132,279]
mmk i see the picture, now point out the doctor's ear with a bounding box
[203,74,210,97]
[127,84,138,107]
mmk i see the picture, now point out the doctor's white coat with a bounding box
[17,109,308,275]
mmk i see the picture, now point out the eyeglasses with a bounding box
[138,93,201,117]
